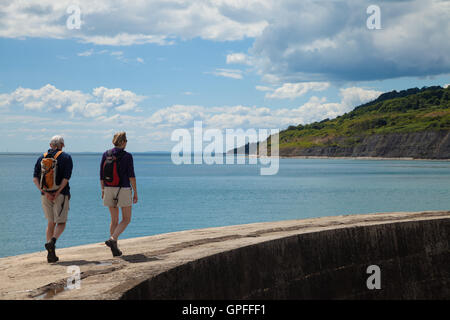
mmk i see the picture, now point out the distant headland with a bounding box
[232,86,450,159]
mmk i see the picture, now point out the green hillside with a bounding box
[276,86,450,155]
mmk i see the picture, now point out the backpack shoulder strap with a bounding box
[54,151,63,159]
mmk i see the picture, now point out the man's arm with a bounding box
[33,177,54,201]
[33,157,42,192]
[54,154,73,199]
[54,178,69,199]
[33,177,41,191]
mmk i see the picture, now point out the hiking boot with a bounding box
[45,241,59,263]
[105,239,122,257]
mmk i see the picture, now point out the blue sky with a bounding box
[0,0,449,152]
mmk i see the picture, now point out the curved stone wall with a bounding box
[121,218,450,299]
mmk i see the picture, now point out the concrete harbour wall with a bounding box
[0,211,448,300]
[121,218,449,299]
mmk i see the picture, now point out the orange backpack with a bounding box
[40,151,63,191]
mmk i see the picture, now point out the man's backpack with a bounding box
[40,151,63,191]
[102,149,124,187]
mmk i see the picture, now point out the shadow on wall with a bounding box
[120,219,450,300]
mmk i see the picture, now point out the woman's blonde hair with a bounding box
[112,132,127,147]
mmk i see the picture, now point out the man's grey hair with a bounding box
[50,135,65,149]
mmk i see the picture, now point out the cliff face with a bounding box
[280,130,450,159]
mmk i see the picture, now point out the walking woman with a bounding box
[100,132,138,256]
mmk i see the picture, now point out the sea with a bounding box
[0,153,449,258]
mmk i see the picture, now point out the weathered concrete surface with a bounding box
[0,211,449,300]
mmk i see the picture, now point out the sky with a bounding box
[0,0,449,152]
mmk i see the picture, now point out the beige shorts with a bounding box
[103,187,132,208]
[42,194,70,223]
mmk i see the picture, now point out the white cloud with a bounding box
[102,87,383,132]
[77,49,110,57]
[1,85,383,151]
[0,84,146,118]
[1,0,446,81]
[85,87,146,115]
[1,84,381,127]
[265,82,330,99]
[339,87,382,110]
[0,114,53,124]
[226,53,252,65]
[0,1,269,45]
[208,68,243,79]
[250,0,450,81]
[145,104,204,127]
[80,33,172,46]
[275,87,382,125]
[444,84,449,89]
[77,49,94,56]
[255,85,273,92]
[136,57,144,64]
[1,84,89,112]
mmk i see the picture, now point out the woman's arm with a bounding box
[130,177,138,203]
[100,179,105,199]
[100,153,105,199]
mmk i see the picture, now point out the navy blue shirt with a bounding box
[33,149,73,196]
[100,148,135,188]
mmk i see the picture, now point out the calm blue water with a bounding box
[0,153,449,258]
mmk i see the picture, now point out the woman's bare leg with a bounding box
[109,207,119,238]
[111,206,131,240]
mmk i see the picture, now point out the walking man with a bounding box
[33,135,73,263]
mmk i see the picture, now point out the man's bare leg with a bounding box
[45,221,59,263]
[53,223,66,240]
[46,221,56,243]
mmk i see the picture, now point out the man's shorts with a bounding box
[103,187,132,208]
[42,194,70,223]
